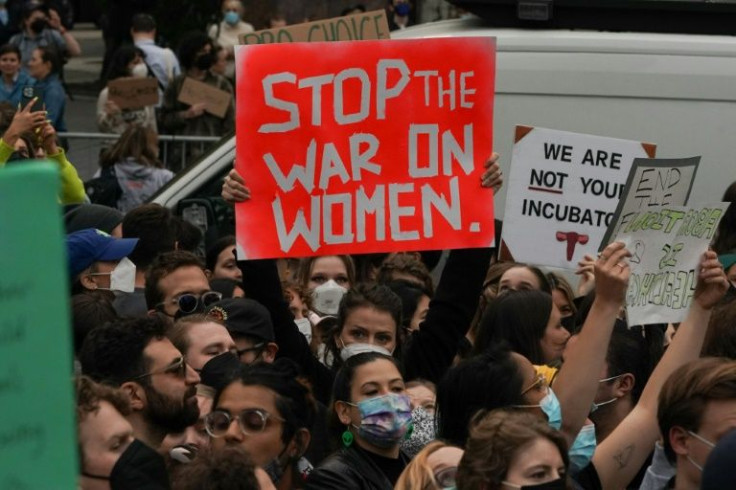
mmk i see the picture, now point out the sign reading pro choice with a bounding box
[235,38,496,259]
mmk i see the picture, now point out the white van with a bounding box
[152,15,736,244]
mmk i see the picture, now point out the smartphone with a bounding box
[20,86,45,112]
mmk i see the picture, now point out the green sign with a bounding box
[0,162,77,488]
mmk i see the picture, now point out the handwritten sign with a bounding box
[600,157,700,250]
[107,77,158,109]
[500,126,655,269]
[616,202,729,326]
[239,10,390,45]
[0,162,77,488]
[234,38,496,259]
[177,77,232,118]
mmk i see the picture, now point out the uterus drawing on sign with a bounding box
[556,231,590,261]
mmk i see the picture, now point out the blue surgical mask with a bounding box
[590,374,623,413]
[513,388,562,430]
[224,11,240,25]
[348,393,413,448]
[568,423,597,473]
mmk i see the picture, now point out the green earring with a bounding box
[342,428,354,447]
[404,422,414,440]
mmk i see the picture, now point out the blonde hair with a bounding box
[395,440,455,490]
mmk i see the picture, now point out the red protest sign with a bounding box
[234,38,496,259]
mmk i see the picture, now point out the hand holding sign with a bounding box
[595,241,632,307]
[222,168,251,203]
[575,253,597,297]
[481,153,503,192]
[693,250,728,310]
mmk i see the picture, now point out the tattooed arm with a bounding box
[591,251,727,489]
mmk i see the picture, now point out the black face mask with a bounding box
[509,478,567,490]
[30,18,47,34]
[195,52,215,71]
[82,439,170,490]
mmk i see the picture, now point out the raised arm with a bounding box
[402,154,502,383]
[553,242,631,445]
[223,168,334,405]
[592,250,727,489]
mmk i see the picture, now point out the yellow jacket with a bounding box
[0,138,86,204]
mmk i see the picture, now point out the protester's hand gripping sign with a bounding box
[501,126,655,269]
[234,38,496,259]
[614,202,729,325]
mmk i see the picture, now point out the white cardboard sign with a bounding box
[615,202,729,326]
[501,126,655,269]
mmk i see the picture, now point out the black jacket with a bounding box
[304,446,410,490]
[237,247,492,405]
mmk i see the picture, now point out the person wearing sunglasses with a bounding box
[395,441,463,490]
[145,250,217,319]
[207,359,316,489]
[79,316,201,451]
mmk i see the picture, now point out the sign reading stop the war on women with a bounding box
[615,202,729,326]
[234,38,496,259]
[500,126,656,269]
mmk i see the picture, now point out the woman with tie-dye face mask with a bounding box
[305,352,412,490]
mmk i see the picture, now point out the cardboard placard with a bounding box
[177,77,232,118]
[615,202,729,326]
[0,162,77,488]
[600,157,700,250]
[240,10,390,45]
[501,126,655,268]
[234,37,496,259]
[107,77,159,109]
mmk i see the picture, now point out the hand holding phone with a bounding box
[20,86,45,112]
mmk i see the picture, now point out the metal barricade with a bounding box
[58,132,222,177]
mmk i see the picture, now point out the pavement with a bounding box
[63,23,110,180]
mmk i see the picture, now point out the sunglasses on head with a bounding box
[204,408,284,437]
[158,291,222,315]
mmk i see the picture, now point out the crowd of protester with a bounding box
[2,1,736,489]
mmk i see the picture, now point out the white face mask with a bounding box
[130,63,148,79]
[109,257,136,293]
[295,318,312,343]
[311,279,347,316]
[339,341,391,362]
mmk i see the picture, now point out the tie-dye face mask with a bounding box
[349,393,413,448]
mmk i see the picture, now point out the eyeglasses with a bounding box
[158,291,222,315]
[521,374,548,396]
[433,466,458,488]
[235,343,265,359]
[204,408,284,437]
[131,356,187,381]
